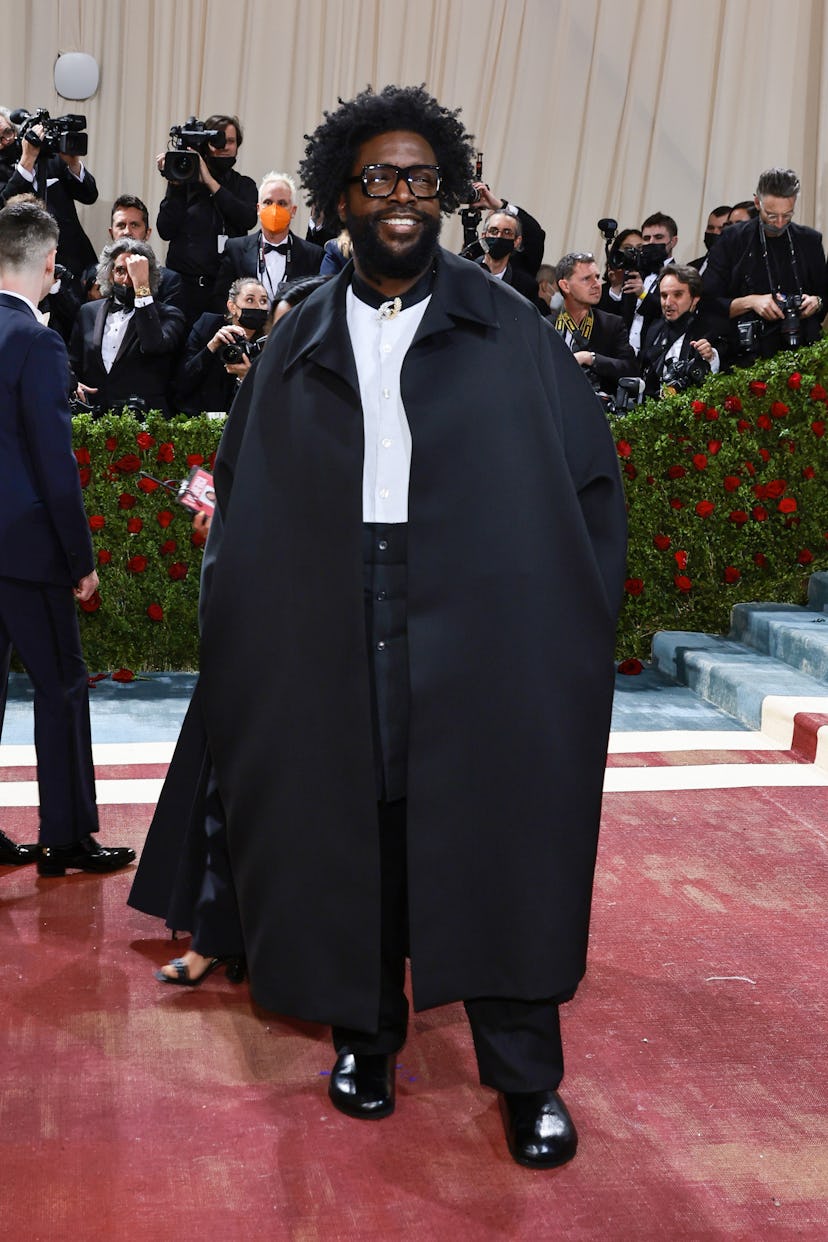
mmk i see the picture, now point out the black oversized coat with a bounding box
[196,249,627,1031]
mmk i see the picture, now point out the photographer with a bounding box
[68,238,186,418]
[598,227,643,328]
[554,252,638,399]
[0,108,20,192]
[463,181,545,280]
[173,276,269,415]
[474,210,539,305]
[0,111,98,278]
[703,167,828,363]
[640,265,723,398]
[156,114,257,328]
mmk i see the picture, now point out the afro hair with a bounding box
[299,84,476,224]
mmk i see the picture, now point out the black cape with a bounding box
[140,249,628,1031]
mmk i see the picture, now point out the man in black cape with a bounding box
[141,85,627,1169]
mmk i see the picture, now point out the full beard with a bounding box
[345,207,441,284]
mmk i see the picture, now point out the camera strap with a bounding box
[758,217,803,297]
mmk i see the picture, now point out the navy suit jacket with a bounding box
[0,292,93,586]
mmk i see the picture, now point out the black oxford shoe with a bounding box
[328,1048,396,1120]
[0,829,37,866]
[498,1089,578,1169]
[36,834,136,877]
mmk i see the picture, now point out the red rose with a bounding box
[78,468,91,488]
[89,514,106,530]
[798,548,814,565]
[623,463,637,479]
[724,396,743,413]
[136,431,156,450]
[674,574,693,592]
[771,401,789,418]
[126,516,143,534]
[105,436,118,452]
[191,529,207,547]
[737,419,752,433]
[168,562,188,581]
[156,442,175,464]
[159,538,177,555]
[749,381,767,395]
[669,498,684,510]
[752,506,768,522]
[624,577,644,596]
[778,497,798,514]
[754,553,768,568]
[764,479,787,498]
[97,548,111,565]
[113,453,141,473]
[617,658,644,676]
[88,672,109,684]
[616,439,632,458]
[692,453,708,471]
[157,510,174,528]
[138,477,159,494]
[812,421,826,438]
[723,566,741,584]
[78,590,101,613]
[758,448,771,461]
[809,385,827,402]
[112,668,135,683]
[146,603,164,622]
[707,440,722,455]
[787,372,801,390]
[695,500,715,518]
[691,400,706,414]
[118,492,137,509]
[729,510,749,526]
[674,550,688,570]
[705,408,720,422]
[723,475,742,492]
[186,453,205,467]
[667,465,687,479]
[653,534,671,550]
[744,461,756,476]
[757,414,772,430]
[127,555,148,573]
[74,447,91,466]
[802,466,816,479]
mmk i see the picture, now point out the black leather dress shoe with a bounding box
[499,1089,578,1169]
[328,1048,396,1120]
[0,829,37,866]
[36,834,136,877]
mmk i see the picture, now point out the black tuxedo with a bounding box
[68,296,186,416]
[703,218,828,358]
[213,230,323,306]
[0,156,99,277]
[475,256,539,307]
[557,305,639,387]
[0,292,99,845]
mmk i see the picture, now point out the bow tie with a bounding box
[263,241,289,255]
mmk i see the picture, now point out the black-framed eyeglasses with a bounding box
[347,164,442,199]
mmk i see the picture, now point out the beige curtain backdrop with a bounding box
[2,0,828,269]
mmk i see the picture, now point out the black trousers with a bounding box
[0,576,98,845]
[332,526,566,1094]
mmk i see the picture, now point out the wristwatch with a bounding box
[134,284,151,298]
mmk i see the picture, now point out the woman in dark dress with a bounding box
[172,276,269,415]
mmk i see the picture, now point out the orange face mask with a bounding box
[259,203,292,234]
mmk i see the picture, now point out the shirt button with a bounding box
[376,591,387,601]
[382,342,392,354]
[376,640,386,651]
[377,539,388,551]
[381,437,392,448]
[382,387,391,399]
[379,487,390,499]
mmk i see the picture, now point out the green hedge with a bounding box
[71,343,828,673]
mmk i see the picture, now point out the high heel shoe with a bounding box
[154,956,246,987]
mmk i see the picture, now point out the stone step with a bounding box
[729,602,828,683]
[651,630,828,768]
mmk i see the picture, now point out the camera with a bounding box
[162,117,226,184]
[661,350,710,393]
[777,292,804,348]
[596,217,666,279]
[460,152,485,250]
[11,108,88,157]
[220,334,267,365]
[736,315,761,353]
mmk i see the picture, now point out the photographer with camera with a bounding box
[173,276,269,415]
[703,167,828,364]
[474,210,539,305]
[554,252,639,406]
[627,212,678,353]
[462,178,546,280]
[156,114,257,328]
[68,238,186,418]
[0,108,98,278]
[640,264,723,399]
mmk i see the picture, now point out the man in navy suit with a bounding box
[0,199,134,874]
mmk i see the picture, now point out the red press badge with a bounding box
[176,466,215,515]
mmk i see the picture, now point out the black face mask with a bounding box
[484,237,515,261]
[112,284,135,309]
[0,139,21,165]
[206,154,236,180]
[237,306,268,332]
[703,231,721,251]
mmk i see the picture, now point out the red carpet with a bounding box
[2,780,827,1240]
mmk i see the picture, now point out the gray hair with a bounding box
[0,105,17,130]
[755,167,800,200]
[97,238,160,297]
[258,170,297,201]
[484,209,522,238]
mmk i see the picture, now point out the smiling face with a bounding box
[660,273,698,320]
[338,129,442,294]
